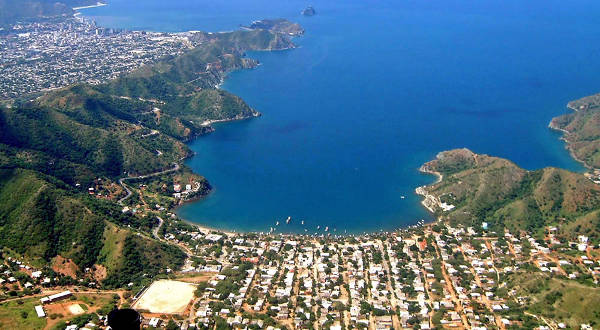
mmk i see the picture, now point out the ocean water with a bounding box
[82,0,600,233]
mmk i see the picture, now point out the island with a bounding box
[302,5,316,16]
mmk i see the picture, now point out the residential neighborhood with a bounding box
[0,16,201,99]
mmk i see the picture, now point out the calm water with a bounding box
[82,0,600,233]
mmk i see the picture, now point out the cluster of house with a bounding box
[0,257,55,290]
[173,182,203,200]
[0,17,199,98]
[150,218,600,330]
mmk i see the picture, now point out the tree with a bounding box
[101,133,124,177]
[195,281,208,297]
[166,319,179,330]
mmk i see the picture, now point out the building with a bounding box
[40,290,72,304]
[34,305,45,318]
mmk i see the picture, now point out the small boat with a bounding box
[301,220,304,225]
[276,221,279,226]
[401,195,405,199]
[317,225,321,230]
[286,216,291,224]
[325,226,329,232]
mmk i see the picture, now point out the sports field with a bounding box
[132,280,196,314]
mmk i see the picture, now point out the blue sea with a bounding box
[81,0,600,233]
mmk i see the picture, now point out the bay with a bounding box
[81,0,600,233]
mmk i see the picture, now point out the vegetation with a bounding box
[421,149,600,241]
[0,0,96,26]
[0,297,46,329]
[506,271,600,328]
[551,92,600,168]
[0,169,185,286]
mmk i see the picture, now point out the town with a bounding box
[0,5,599,330]
[0,16,202,99]
[1,217,598,329]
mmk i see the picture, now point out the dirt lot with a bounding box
[176,272,216,283]
[132,280,196,314]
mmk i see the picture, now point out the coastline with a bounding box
[73,2,107,11]
[415,166,443,215]
[548,105,597,171]
[200,111,261,127]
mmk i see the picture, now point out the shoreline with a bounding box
[73,2,107,11]
[200,111,261,127]
[415,166,443,215]
[548,106,597,172]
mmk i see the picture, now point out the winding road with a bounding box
[118,163,180,205]
[153,216,164,239]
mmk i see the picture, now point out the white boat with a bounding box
[276,221,279,226]
[325,226,329,232]
[401,195,405,199]
[317,225,321,230]
[286,216,291,224]
[301,220,304,225]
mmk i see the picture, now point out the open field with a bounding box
[132,280,196,314]
[0,298,46,329]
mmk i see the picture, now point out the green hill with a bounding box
[0,169,185,286]
[0,0,95,25]
[419,149,600,241]
[550,92,600,169]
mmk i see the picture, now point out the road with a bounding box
[153,216,164,240]
[118,163,180,205]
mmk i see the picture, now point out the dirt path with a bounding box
[458,245,505,330]
[432,239,469,328]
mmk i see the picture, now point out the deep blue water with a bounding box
[82,0,600,233]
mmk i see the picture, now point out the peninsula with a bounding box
[550,92,600,170]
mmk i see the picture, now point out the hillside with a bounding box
[550,92,600,169]
[246,19,305,36]
[0,24,299,286]
[418,149,600,241]
[0,169,185,287]
[0,0,95,25]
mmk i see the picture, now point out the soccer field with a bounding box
[133,280,196,314]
